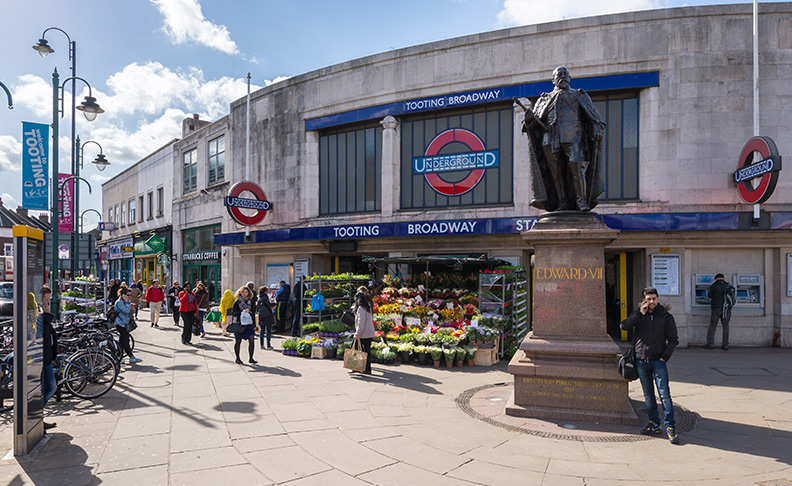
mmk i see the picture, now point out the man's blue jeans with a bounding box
[41,364,56,406]
[636,358,675,428]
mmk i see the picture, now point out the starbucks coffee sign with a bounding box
[183,251,220,262]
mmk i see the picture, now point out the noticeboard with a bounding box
[651,254,680,296]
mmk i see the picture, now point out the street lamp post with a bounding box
[75,138,110,275]
[47,70,104,317]
[0,81,12,109]
[80,209,102,234]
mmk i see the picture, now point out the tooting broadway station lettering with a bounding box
[535,267,603,280]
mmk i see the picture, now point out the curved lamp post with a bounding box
[0,81,12,109]
[74,138,110,275]
[47,68,104,317]
[79,209,102,234]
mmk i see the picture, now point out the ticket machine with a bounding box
[732,273,764,307]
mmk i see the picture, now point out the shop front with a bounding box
[106,237,134,284]
[182,224,222,302]
[133,229,171,286]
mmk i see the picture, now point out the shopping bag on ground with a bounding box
[343,337,367,372]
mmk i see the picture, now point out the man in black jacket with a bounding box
[706,273,731,350]
[39,286,58,430]
[620,287,680,444]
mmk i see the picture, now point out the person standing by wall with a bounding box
[114,288,142,363]
[178,282,198,346]
[353,286,375,375]
[145,280,165,327]
[620,287,680,444]
[290,277,306,337]
[195,282,210,338]
[38,286,58,430]
[706,273,733,350]
[232,286,257,364]
[258,286,275,349]
[168,281,182,327]
[274,280,291,333]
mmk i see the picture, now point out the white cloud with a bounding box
[1,193,17,208]
[0,136,21,172]
[150,0,239,55]
[12,74,56,119]
[265,76,290,87]
[496,0,659,27]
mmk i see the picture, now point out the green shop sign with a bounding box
[146,235,167,253]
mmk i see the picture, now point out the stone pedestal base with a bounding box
[507,213,637,425]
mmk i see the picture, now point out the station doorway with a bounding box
[605,251,641,341]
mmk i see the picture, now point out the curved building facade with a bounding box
[174,3,792,347]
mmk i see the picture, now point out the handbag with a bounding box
[341,309,355,327]
[127,316,138,332]
[226,318,244,334]
[343,337,367,372]
[618,331,639,381]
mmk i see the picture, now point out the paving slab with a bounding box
[0,316,790,486]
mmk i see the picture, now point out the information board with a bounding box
[651,254,680,295]
[266,264,290,287]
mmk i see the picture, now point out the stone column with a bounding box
[380,115,400,218]
[507,214,637,425]
[513,99,532,215]
[302,130,320,220]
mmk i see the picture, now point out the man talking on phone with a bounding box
[620,287,680,444]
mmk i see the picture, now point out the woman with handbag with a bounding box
[353,286,375,375]
[231,286,257,364]
[258,286,275,350]
[114,288,142,363]
[178,283,199,346]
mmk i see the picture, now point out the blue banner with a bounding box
[21,122,49,210]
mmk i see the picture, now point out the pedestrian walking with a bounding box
[195,282,210,338]
[274,280,291,332]
[231,286,257,364]
[114,288,141,363]
[179,283,199,345]
[129,283,142,320]
[38,285,58,430]
[219,289,235,336]
[706,273,734,350]
[353,286,375,375]
[145,280,165,327]
[258,286,275,349]
[620,287,680,444]
[168,281,182,326]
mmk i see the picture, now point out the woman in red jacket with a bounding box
[178,282,199,345]
[145,280,166,328]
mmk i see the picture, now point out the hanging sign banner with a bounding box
[21,122,49,211]
[58,173,74,233]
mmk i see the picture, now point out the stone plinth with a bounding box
[507,213,637,425]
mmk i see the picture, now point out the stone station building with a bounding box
[163,3,792,348]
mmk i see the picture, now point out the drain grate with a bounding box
[457,383,699,443]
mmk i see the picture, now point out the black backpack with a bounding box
[724,284,736,309]
[105,305,117,323]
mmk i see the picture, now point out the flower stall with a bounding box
[302,273,371,333]
[478,266,529,358]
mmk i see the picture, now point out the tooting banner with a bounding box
[21,122,49,210]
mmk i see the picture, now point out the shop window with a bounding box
[120,203,126,227]
[137,195,144,222]
[157,187,164,216]
[208,136,225,185]
[400,105,513,210]
[4,243,13,256]
[147,192,154,220]
[182,224,221,253]
[592,94,639,201]
[114,205,118,225]
[108,208,113,225]
[183,149,197,194]
[128,198,135,225]
[319,124,382,215]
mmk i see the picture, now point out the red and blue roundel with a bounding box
[735,136,782,205]
[413,128,498,197]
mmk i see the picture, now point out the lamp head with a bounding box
[92,153,110,171]
[33,38,54,58]
[76,96,104,121]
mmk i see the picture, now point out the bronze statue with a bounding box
[519,67,607,212]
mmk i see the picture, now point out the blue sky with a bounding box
[0,0,751,228]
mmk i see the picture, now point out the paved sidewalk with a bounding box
[0,315,790,485]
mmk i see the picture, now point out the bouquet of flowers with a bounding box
[443,348,456,363]
[380,348,396,364]
[466,346,477,361]
[429,346,443,361]
[414,345,431,355]
[397,342,414,353]
[455,347,466,362]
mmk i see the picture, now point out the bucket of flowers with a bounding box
[282,338,299,356]
[429,346,443,367]
[324,339,338,359]
[397,342,414,364]
[414,345,431,365]
[454,347,466,367]
[443,348,456,368]
[380,347,396,364]
[466,346,477,366]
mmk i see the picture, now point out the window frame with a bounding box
[208,135,225,185]
[137,195,144,222]
[127,198,136,225]
[147,192,154,220]
[120,203,126,228]
[157,187,164,217]
[589,91,641,202]
[183,149,198,194]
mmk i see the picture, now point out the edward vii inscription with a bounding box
[516,377,623,411]
[535,267,603,280]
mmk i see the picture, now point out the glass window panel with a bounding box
[607,100,623,200]
[319,124,382,215]
[319,136,329,215]
[328,135,337,214]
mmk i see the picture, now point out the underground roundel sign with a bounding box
[412,128,499,196]
[734,136,782,204]
[225,181,272,226]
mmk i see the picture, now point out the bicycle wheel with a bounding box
[129,333,135,352]
[63,349,118,399]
